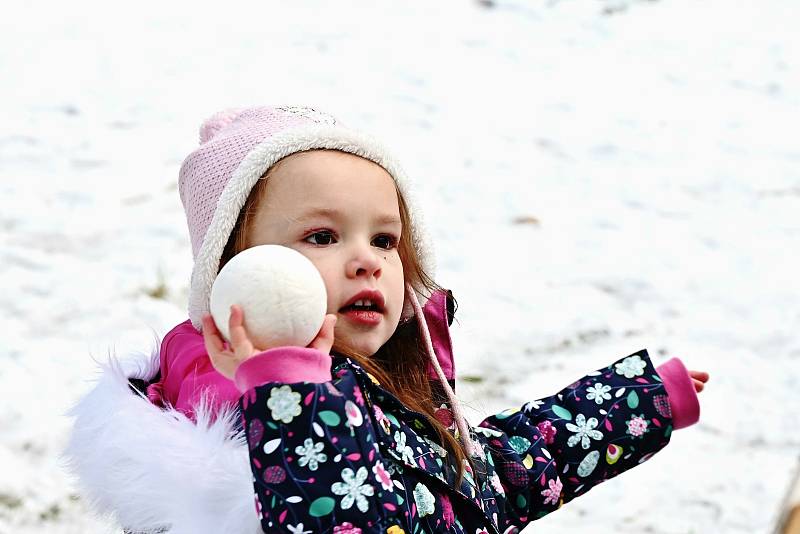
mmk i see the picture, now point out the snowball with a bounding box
[209,245,327,350]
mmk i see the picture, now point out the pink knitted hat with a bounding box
[179,106,435,331]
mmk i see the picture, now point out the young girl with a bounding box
[66,106,709,534]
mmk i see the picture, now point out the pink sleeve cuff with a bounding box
[656,357,700,430]
[234,347,332,393]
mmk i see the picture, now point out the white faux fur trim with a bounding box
[63,348,261,534]
[187,123,436,330]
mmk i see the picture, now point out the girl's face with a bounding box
[247,150,405,356]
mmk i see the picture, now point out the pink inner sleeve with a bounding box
[655,357,700,430]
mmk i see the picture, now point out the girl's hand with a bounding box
[202,305,259,380]
[202,306,338,380]
[689,369,710,393]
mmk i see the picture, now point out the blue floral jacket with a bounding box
[239,349,680,534]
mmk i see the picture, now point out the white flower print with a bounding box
[331,467,375,513]
[423,436,448,458]
[295,438,327,471]
[413,483,436,517]
[472,426,503,438]
[267,385,302,424]
[615,355,647,378]
[565,413,604,449]
[287,524,311,534]
[394,430,416,465]
[522,399,544,412]
[585,383,612,405]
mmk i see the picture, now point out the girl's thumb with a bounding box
[308,314,337,354]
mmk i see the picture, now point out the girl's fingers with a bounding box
[228,305,247,345]
[692,378,706,393]
[228,305,256,359]
[201,314,226,355]
[202,314,238,379]
[689,370,710,383]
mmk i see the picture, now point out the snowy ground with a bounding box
[1,0,799,532]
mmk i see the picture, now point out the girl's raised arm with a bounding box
[477,349,700,531]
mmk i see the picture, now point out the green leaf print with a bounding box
[509,436,532,455]
[626,390,639,409]
[318,411,341,426]
[551,405,572,421]
[308,496,336,517]
[386,413,400,428]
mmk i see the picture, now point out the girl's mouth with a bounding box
[339,307,383,326]
[339,294,385,327]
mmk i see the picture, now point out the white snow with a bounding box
[1,0,798,532]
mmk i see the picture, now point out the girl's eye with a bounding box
[372,234,398,250]
[304,231,337,246]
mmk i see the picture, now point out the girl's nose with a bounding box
[345,247,382,279]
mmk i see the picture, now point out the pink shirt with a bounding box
[146,320,242,420]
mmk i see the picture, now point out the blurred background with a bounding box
[1,0,798,532]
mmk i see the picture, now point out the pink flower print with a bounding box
[440,493,455,528]
[254,493,262,516]
[247,419,264,450]
[540,477,563,506]
[653,394,672,418]
[263,465,286,484]
[353,386,364,406]
[333,522,362,534]
[372,461,394,491]
[536,420,557,445]
[325,382,344,397]
[434,406,454,428]
[374,405,392,434]
[490,472,506,497]
[626,414,649,437]
[345,400,363,427]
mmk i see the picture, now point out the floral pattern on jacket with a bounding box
[240,349,673,533]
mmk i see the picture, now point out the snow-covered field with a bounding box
[1,0,798,532]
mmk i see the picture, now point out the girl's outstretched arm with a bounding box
[476,349,701,531]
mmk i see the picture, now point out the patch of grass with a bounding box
[145,281,168,300]
[144,268,169,300]
[461,375,485,383]
[39,503,61,521]
[0,493,22,509]
[511,215,540,226]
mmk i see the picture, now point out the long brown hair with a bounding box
[219,153,470,482]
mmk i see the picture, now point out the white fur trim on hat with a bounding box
[188,123,435,330]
